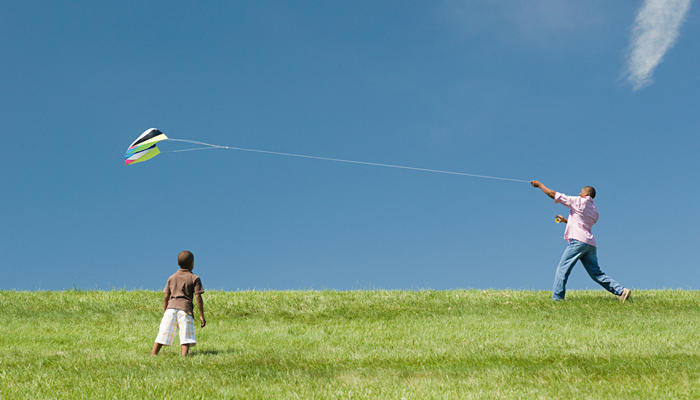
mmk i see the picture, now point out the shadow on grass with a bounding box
[233,352,699,379]
[192,347,239,356]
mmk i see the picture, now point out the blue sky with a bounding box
[1,1,698,291]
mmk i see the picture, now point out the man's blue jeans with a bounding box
[552,239,624,300]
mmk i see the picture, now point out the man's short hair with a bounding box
[178,250,194,269]
[583,186,596,198]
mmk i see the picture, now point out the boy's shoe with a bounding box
[619,288,631,303]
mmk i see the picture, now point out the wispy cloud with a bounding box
[439,1,611,49]
[625,0,692,90]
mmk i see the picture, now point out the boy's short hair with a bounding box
[583,186,596,198]
[178,251,194,269]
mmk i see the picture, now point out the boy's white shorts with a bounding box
[154,309,196,346]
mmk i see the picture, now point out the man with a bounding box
[530,180,631,302]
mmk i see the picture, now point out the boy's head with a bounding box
[579,186,596,198]
[178,250,194,270]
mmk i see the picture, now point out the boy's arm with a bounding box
[530,180,556,199]
[196,293,206,327]
[162,290,170,313]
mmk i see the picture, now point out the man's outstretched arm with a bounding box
[530,180,556,199]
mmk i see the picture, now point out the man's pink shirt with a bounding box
[554,192,598,247]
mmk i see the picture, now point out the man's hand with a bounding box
[530,179,555,199]
[555,215,568,224]
[200,316,206,328]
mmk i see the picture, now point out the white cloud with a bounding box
[439,0,612,49]
[625,0,692,90]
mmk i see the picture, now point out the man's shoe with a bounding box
[619,288,631,303]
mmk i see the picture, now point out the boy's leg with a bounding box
[153,309,178,355]
[152,343,163,355]
[579,246,624,296]
[176,310,197,356]
[552,240,586,300]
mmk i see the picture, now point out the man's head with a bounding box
[178,250,194,270]
[579,186,596,198]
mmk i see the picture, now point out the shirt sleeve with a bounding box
[194,277,204,295]
[554,192,584,213]
[554,192,574,207]
[163,277,171,294]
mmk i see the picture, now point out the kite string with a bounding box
[167,138,227,149]
[166,138,530,183]
[168,146,220,153]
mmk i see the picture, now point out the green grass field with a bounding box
[1,290,698,399]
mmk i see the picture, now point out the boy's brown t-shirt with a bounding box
[163,268,204,315]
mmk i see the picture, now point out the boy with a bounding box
[530,180,631,302]
[152,250,206,356]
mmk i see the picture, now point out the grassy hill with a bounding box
[1,290,698,399]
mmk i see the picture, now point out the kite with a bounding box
[123,127,528,183]
[124,128,168,165]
